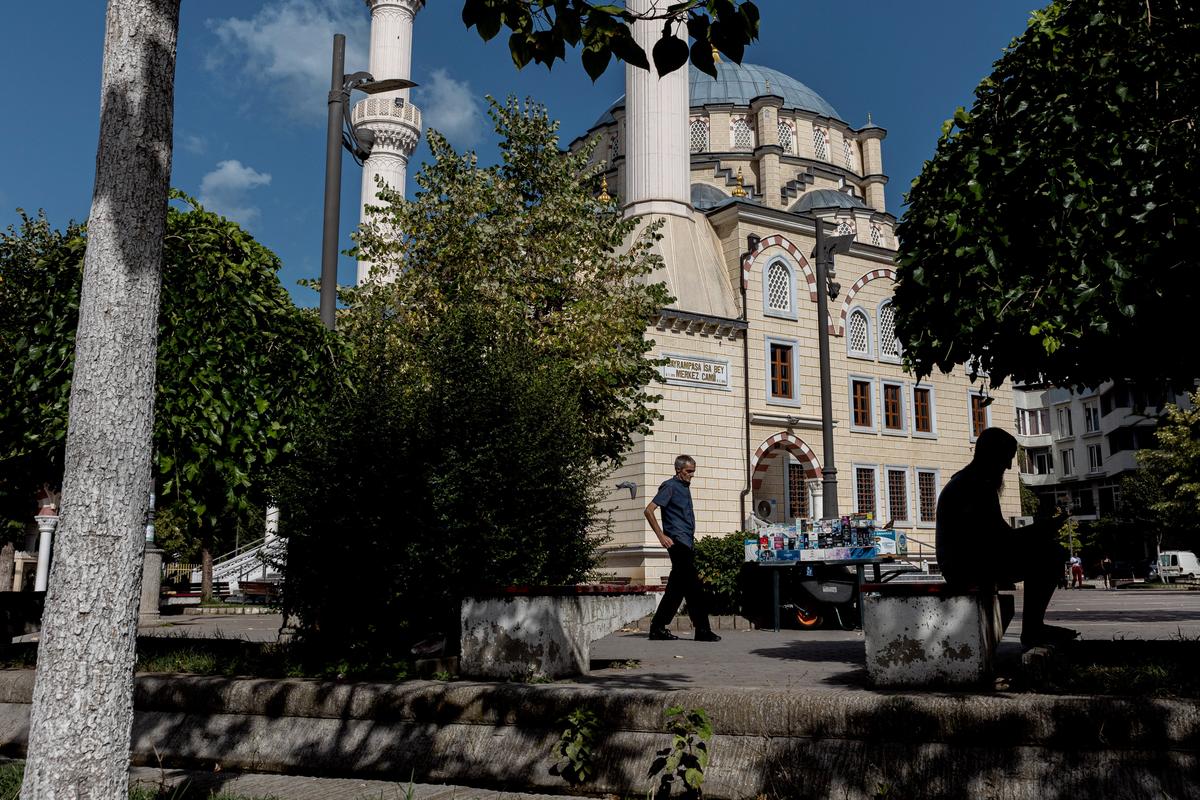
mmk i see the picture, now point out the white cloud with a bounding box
[207,0,369,120]
[418,69,486,149]
[179,133,207,155]
[199,160,272,225]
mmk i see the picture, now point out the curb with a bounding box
[0,672,1197,798]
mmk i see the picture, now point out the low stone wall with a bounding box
[0,672,1197,798]
[460,590,659,679]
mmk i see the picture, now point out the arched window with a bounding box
[813,128,829,161]
[847,308,871,357]
[763,258,799,320]
[777,120,795,154]
[878,300,902,361]
[843,139,855,170]
[610,130,619,159]
[836,220,854,239]
[765,260,793,316]
[870,223,884,247]
[732,116,755,150]
[689,117,709,153]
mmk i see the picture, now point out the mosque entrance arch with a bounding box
[750,432,822,525]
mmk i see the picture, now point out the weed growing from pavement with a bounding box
[646,706,713,800]
[549,708,601,786]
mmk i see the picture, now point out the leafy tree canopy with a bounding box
[0,212,84,536]
[0,196,343,554]
[1137,392,1200,530]
[156,192,342,540]
[356,96,672,466]
[894,0,1199,389]
[459,0,760,79]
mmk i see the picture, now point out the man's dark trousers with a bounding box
[651,543,710,632]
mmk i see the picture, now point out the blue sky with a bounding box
[0,1,1038,305]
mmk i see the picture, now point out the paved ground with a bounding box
[141,611,287,642]
[128,766,594,800]
[137,582,1200,692]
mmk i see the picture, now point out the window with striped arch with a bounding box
[787,461,809,519]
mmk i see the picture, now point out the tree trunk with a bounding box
[20,1,179,797]
[200,545,213,603]
[0,542,13,592]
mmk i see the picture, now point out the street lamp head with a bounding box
[358,77,418,94]
[827,233,854,255]
[746,233,761,253]
[828,281,841,300]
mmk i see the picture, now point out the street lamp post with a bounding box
[318,33,415,331]
[812,220,854,518]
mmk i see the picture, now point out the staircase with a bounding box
[191,535,285,592]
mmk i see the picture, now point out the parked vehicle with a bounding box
[1151,551,1200,582]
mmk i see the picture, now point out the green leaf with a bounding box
[651,29,689,76]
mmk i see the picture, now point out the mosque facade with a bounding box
[359,0,1020,584]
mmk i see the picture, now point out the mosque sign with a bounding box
[662,354,730,390]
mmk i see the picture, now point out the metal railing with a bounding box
[162,563,199,584]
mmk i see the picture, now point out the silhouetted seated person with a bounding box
[936,427,1079,648]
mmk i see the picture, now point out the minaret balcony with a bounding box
[353,96,421,132]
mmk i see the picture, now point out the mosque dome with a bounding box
[790,189,866,213]
[593,61,841,127]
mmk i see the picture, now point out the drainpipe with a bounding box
[738,234,761,529]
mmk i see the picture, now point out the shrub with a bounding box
[275,308,607,661]
[694,532,752,616]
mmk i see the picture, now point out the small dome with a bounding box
[790,189,866,213]
[593,62,841,128]
[691,183,730,210]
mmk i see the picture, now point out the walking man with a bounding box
[644,455,721,642]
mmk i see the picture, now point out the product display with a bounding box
[746,513,902,563]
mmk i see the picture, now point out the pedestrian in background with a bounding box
[644,455,721,642]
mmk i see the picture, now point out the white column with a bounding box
[368,0,416,94]
[33,515,57,592]
[357,0,423,285]
[624,0,691,220]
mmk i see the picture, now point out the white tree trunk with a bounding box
[20,0,179,797]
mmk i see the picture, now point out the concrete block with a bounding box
[862,591,1001,686]
[460,593,658,680]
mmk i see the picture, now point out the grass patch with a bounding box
[1,638,413,682]
[1012,639,1200,698]
[134,637,412,681]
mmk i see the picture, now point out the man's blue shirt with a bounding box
[653,476,695,549]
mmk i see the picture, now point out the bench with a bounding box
[860,581,1014,687]
[460,584,662,679]
[161,581,231,605]
[238,580,281,604]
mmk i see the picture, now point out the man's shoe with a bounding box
[648,627,680,641]
[693,630,722,642]
[1021,623,1079,648]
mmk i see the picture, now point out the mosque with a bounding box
[353,0,1020,584]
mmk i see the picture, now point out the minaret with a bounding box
[354,0,423,285]
[623,0,691,220]
[618,2,738,320]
